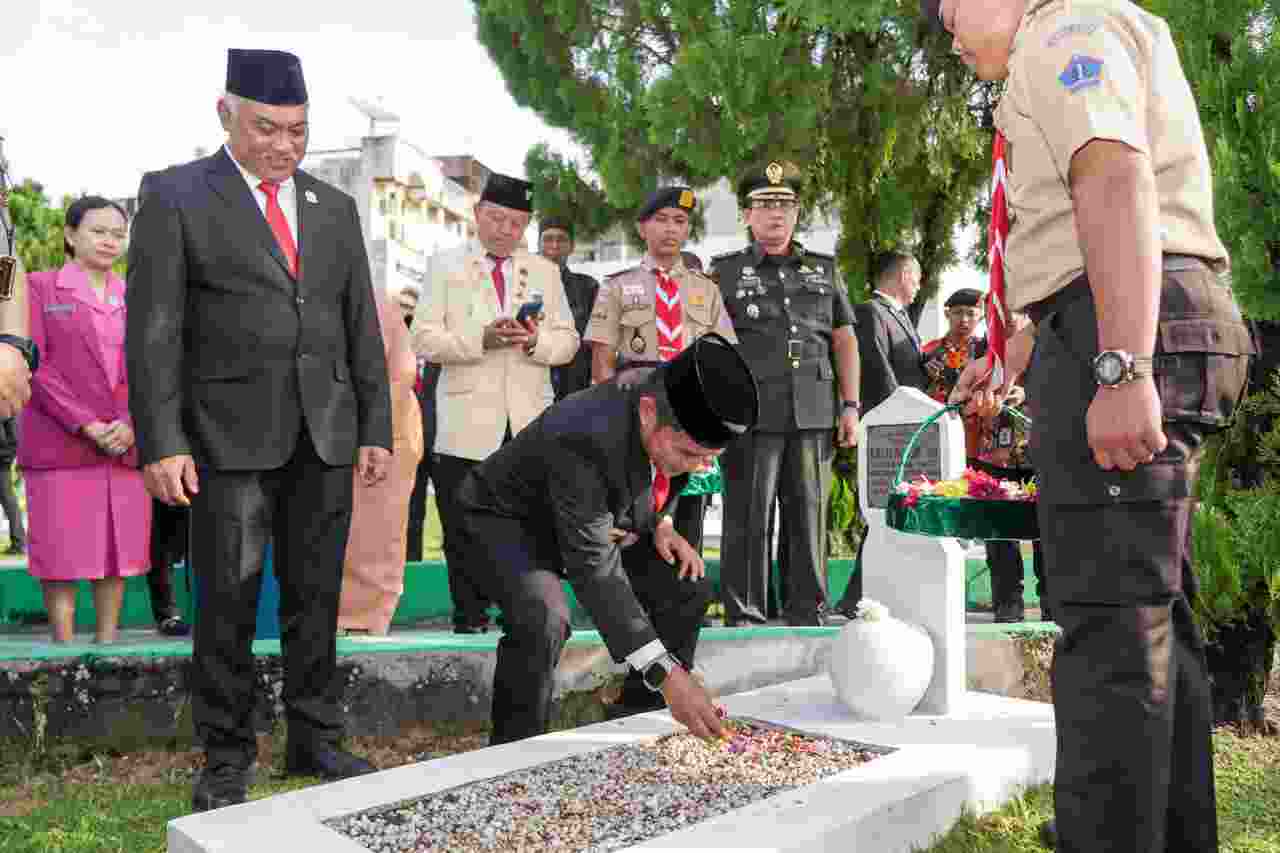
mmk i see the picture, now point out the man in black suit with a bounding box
[126,49,392,813]
[454,334,757,744]
[538,218,598,400]
[833,251,927,616]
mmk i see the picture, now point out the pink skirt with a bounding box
[24,464,152,581]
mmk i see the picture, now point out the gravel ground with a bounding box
[326,718,889,853]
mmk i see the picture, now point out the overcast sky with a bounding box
[1,0,579,200]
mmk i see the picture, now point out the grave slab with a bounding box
[168,676,1055,853]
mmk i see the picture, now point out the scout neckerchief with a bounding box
[651,265,685,511]
[984,131,1011,386]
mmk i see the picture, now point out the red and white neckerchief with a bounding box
[654,267,684,362]
[651,266,685,511]
[984,131,1011,386]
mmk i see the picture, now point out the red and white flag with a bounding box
[985,131,1011,387]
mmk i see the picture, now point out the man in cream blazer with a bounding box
[413,173,579,632]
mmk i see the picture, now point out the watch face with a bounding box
[1095,352,1126,385]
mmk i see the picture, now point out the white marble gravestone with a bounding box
[857,387,967,715]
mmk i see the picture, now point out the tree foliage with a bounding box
[474,0,994,302]
[5,180,69,274]
[1138,0,1280,319]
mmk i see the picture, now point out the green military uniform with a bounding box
[712,227,853,625]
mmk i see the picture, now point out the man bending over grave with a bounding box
[452,333,758,744]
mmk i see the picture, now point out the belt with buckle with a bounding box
[786,339,803,360]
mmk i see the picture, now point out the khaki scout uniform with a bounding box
[585,256,737,368]
[995,3,1253,850]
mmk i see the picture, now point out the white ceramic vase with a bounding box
[828,609,935,721]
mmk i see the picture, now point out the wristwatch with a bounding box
[0,335,38,372]
[1092,349,1153,388]
[641,652,680,693]
[841,400,861,414]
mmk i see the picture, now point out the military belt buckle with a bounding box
[787,339,803,360]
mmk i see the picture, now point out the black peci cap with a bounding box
[663,333,759,449]
[226,49,308,106]
[480,173,534,213]
[637,186,696,221]
[945,288,984,308]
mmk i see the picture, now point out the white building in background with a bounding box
[563,178,985,343]
[303,100,483,298]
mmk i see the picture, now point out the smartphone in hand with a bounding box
[515,297,544,326]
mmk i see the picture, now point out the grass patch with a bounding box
[914,727,1280,852]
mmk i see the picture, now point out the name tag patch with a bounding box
[1059,55,1104,92]
[44,303,75,313]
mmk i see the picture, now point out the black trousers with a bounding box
[190,431,353,769]
[0,458,23,548]
[720,429,832,624]
[459,510,711,745]
[1024,263,1249,853]
[404,451,434,563]
[1042,500,1216,853]
[432,453,493,627]
[148,499,189,623]
[984,539,1046,612]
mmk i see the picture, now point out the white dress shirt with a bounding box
[223,144,299,245]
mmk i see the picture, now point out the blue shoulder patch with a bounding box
[1059,55,1104,92]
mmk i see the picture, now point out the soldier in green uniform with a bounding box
[710,161,861,626]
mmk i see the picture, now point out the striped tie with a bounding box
[654,268,683,362]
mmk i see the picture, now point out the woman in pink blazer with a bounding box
[19,197,151,643]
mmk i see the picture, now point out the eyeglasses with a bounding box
[749,198,797,211]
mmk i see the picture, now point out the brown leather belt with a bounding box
[1025,254,1212,327]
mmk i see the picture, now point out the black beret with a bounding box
[945,288,985,308]
[226,49,308,106]
[480,173,534,213]
[738,160,802,202]
[637,186,696,221]
[539,217,574,239]
[663,333,759,449]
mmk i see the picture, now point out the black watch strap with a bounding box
[0,335,38,372]
[841,399,860,414]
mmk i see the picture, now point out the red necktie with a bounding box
[652,468,671,513]
[654,268,684,362]
[258,181,298,278]
[489,255,507,308]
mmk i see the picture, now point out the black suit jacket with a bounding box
[456,379,687,662]
[126,149,392,470]
[552,266,599,400]
[854,295,928,412]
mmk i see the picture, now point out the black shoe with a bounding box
[1038,819,1057,849]
[156,616,192,637]
[191,763,251,813]
[284,743,376,780]
[993,603,1026,624]
[452,623,488,635]
[4,543,24,556]
[820,609,850,626]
